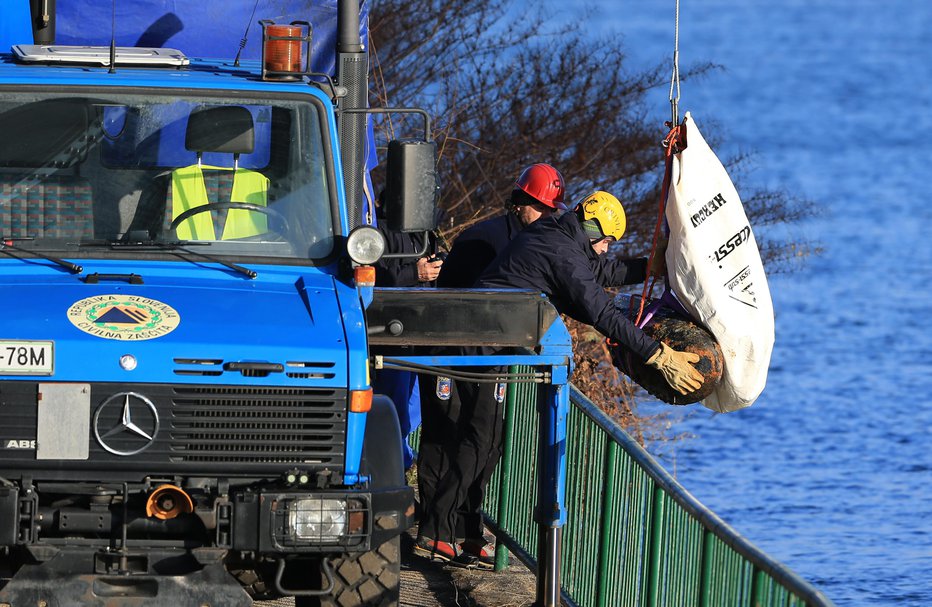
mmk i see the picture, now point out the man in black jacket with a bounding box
[414,163,565,568]
[375,231,443,287]
[372,212,443,471]
[415,192,703,566]
[437,163,566,288]
[478,191,703,391]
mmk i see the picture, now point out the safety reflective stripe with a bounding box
[170,165,269,240]
[223,168,268,239]
[171,165,215,240]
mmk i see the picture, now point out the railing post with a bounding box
[533,380,568,607]
[700,530,713,607]
[494,365,520,571]
[647,485,665,607]
[536,525,562,607]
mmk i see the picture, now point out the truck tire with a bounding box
[228,566,272,600]
[295,535,400,607]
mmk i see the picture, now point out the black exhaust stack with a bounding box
[337,0,369,229]
[30,0,56,44]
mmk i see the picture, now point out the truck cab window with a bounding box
[0,90,336,262]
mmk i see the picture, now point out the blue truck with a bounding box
[0,1,449,605]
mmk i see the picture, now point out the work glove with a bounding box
[648,236,668,278]
[646,342,703,395]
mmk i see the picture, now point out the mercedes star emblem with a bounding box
[93,392,160,456]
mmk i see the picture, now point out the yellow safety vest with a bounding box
[171,164,269,240]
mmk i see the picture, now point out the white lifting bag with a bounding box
[665,112,774,412]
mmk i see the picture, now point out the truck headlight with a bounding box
[346,226,386,265]
[288,498,347,541]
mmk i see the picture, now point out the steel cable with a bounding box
[377,357,550,384]
[669,0,681,127]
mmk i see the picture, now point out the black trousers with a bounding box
[416,369,505,543]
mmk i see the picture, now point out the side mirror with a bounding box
[383,139,438,232]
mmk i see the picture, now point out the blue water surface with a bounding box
[557,1,932,604]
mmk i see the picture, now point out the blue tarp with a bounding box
[0,1,31,51]
[4,0,377,225]
[56,0,377,224]
[55,0,369,77]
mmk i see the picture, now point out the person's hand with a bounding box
[646,343,703,395]
[648,236,668,278]
[417,257,443,282]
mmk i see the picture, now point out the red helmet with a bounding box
[514,164,566,210]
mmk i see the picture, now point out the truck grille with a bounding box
[0,382,347,477]
[170,386,346,464]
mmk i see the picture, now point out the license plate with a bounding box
[0,340,54,375]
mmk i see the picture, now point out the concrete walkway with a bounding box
[396,531,537,607]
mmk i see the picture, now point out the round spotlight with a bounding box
[119,354,138,371]
[346,226,386,266]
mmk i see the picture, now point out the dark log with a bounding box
[611,302,724,405]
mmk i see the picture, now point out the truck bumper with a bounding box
[0,485,412,604]
[0,555,250,607]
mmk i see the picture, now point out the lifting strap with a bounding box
[171,164,269,240]
[634,123,684,327]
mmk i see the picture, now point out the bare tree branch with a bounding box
[368,0,819,432]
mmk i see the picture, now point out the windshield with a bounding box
[0,88,336,262]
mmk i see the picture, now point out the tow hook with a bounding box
[272,557,334,597]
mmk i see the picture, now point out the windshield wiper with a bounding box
[80,240,256,279]
[0,237,83,274]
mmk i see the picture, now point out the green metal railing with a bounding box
[477,367,835,607]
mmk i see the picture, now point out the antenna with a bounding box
[108,0,116,73]
[234,0,263,67]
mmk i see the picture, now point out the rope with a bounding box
[634,123,684,327]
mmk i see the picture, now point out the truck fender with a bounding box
[361,395,404,489]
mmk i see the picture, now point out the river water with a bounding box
[559,1,932,605]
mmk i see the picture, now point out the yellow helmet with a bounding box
[576,191,626,240]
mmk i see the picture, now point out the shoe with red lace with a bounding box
[458,538,495,570]
[413,536,461,564]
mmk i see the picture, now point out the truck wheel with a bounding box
[295,535,401,607]
[228,566,271,600]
